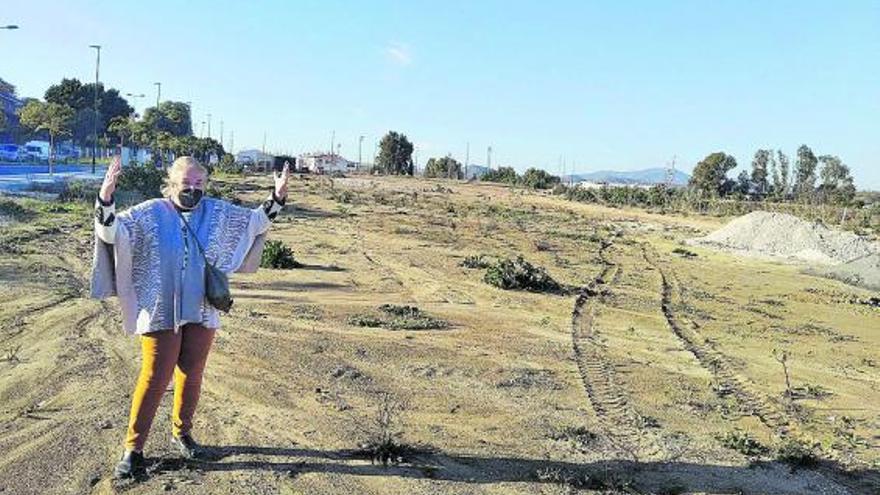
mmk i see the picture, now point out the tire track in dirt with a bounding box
[571,241,667,461]
[642,244,880,494]
[640,244,793,437]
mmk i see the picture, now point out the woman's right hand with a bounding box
[99,156,122,203]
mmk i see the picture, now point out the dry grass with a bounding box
[0,175,876,494]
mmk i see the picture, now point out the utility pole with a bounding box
[229,130,234,155]
[154,82,161,108]
[465,142,470,178]
[487,145,492,170]
[207,113,211,139]
[358,135,364,171]
[89,44,101,172]
[219,120,224,147]
[665,155,677,188]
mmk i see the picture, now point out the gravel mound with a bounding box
[814,254,880,291]
[689,211,878,265]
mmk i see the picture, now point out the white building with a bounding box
[298,152,356,174]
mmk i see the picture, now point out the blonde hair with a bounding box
[162,156,209,197]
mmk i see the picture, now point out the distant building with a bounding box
[576,181,655,190]
[0,77,23,143]
[298,152,356,174]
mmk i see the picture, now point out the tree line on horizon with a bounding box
[4,77,227,171]
[689,145,857,206]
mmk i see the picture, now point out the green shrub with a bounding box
[260,239,301,269]
[460,254,492,269]
[481,166,519,184]
[117,163,166,199]
[775,438,820,468]
[348,304,448,330]
[59,180,99,202]
[0,199,31,220]
[207,182,241,205]
[716,429,769,457]
[215,154,244,175]
[672,247,698,258]
[483,256,562,293]
[520,167,561,189]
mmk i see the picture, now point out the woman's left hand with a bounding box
[274,161,291,199]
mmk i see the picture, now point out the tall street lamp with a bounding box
[89,44,101,172]
[125,92,145,116]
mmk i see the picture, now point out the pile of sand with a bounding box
[814,253,880,291]
[689,211,878,265]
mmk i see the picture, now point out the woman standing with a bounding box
[91,156,289,478]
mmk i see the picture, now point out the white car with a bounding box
[23,145,48,162]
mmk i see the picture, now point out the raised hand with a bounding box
[100,156,122,203]
[274,160,290,200]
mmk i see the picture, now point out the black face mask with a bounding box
[177,188,204,210]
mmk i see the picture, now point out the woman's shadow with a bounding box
[143,444,879,494]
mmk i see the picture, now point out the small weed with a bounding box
[775,438,820,469]
[333,190,356,204]
[260,240,302,269]
[716,429,770,457]
[534,239,553,251]
[1,344,23,364]
[549,426,596,452]
[790,383,833,400]
[0,200,31,221]
[672,247,697,258]
[207,182,241,205]
[291,304,324,321]
[355,393,416,466]
[460,254,492,269]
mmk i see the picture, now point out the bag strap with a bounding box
[174,206,209,262]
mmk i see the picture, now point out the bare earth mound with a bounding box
[815,253,880,291]
[689,211,878,265]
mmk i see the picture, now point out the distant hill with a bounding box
[566,168,690,186]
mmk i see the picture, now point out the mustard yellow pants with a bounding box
[124,323,215,452]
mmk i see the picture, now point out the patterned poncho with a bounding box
[90,197,269,334]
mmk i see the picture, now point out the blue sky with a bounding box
[2,1,879,188]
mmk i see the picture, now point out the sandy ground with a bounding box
[0,176,877,495]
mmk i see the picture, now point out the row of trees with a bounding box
[690,145,857,205]
[13,77,223,170]
[481,166,561,189]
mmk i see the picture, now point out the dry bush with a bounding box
[355,393,417,466]
[348,304,448,330]
[483,256,562,293]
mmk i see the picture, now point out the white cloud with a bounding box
[385,43,412,66]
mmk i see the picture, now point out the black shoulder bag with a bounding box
[175,209,234,313]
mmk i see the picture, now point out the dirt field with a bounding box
[0,175,877,495]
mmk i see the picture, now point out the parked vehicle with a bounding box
[55,145,80,162]
[24,141,50,162]
[0,144,23,162]
[23,145,47,162]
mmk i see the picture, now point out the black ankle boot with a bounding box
[171,434,203,459]
[114,450,145,479]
